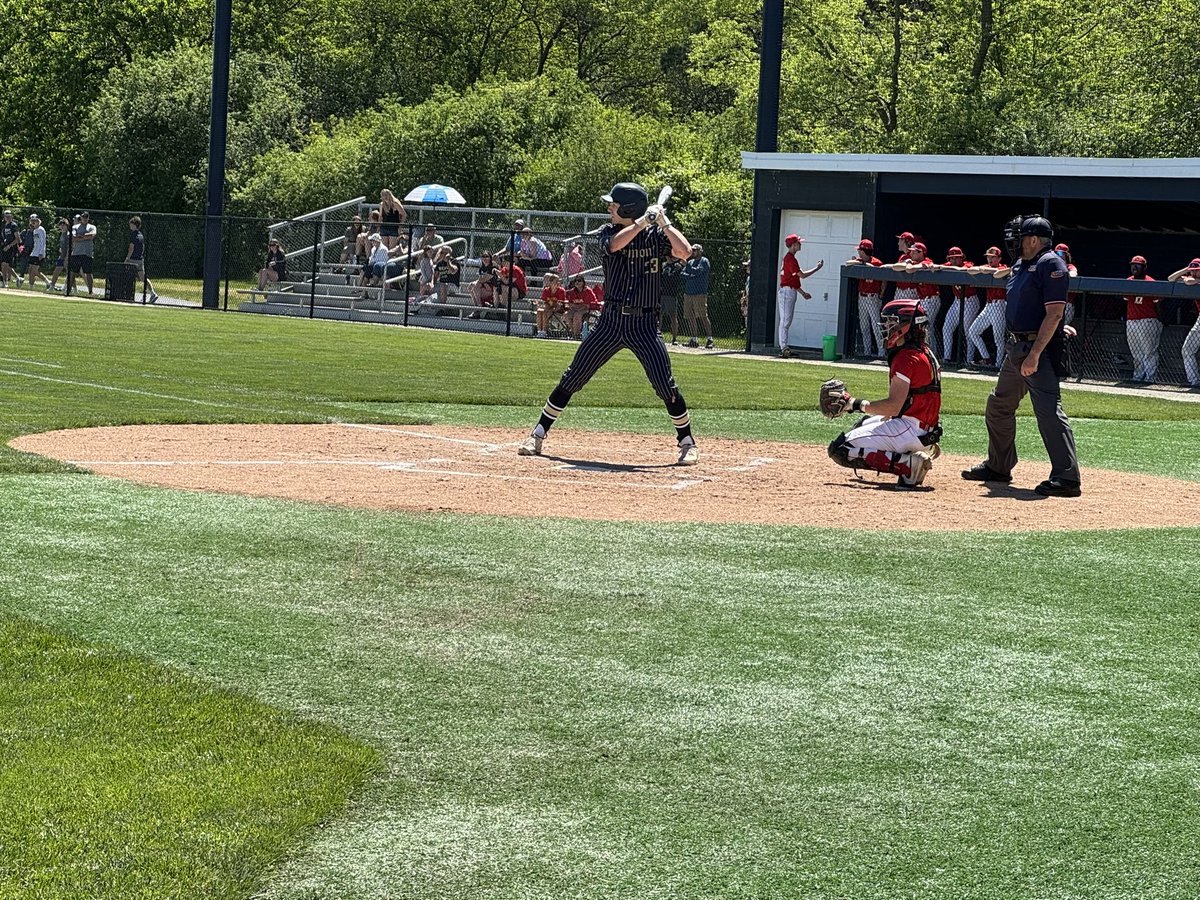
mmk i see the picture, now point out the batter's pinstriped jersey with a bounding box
[600,223,672,309]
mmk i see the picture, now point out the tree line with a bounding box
[2,0,1196,243]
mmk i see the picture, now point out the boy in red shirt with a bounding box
[825,298,941,487]
[777,233,824,358]
[536,272,567,338]
[563,273,596,339]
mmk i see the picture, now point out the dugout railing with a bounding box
[842,264,1200,386]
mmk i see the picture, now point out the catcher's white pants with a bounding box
[1126,318,1162,381]
[943,296,980,363]
[1183,317,1200,386]
[857,292,883,357]
[968,301,1006,366]
[844,415,928,454]
[777,286,800,350]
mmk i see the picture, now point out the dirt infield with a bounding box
[13,423,1200,531]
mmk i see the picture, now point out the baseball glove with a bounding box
[819,378,852,418]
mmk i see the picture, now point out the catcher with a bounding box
[819,298,942,487]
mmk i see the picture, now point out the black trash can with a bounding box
[105,262,137,302]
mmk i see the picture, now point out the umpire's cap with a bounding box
[602,183,648,220]
[1017,215,1054,238]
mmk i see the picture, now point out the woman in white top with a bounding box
[26,214,51,288]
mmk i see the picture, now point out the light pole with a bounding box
[201,0,233,310]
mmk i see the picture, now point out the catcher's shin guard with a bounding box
[863,449,932,486]
[828,433,853,468]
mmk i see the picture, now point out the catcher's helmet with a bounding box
[880,297,928,349]
[1003,214,1054,261]
[601,182,649,220]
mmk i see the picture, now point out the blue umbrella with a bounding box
[403,184,467,205]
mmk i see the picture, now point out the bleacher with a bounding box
[238,197,608,338]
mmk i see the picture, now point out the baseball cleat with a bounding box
[961,462,1011,483]
[517,434,543,456]
[677,437,699,466]
[1034,477,1081,498]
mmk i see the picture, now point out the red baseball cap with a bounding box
[1131,255,1147,265]
[910,242,927,253]
[858,238,874,251]
[1188,259,1200,269]
[947,246,963,257]
[897,231,915,242]
[1054,243,1070,252]
[785,233,803,246]
[985,246,1002,257]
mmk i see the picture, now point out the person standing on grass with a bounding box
[125,216,159,303]
[25,214,50,289]
[68,211,98,295]
[0,209,19,288]
[45,218,71,291]
[681,243,714,349]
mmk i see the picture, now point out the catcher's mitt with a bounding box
[819,378,851,418]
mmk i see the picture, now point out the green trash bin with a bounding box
[822,334,838,361]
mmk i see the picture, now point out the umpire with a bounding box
[962,215,1082,497]
[517,182,699,465]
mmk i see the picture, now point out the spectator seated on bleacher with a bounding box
[536,272,566,337]
[339,215,363,280]
[564,273,596,339]
[361,234,389,287]
[516,226,553,276]
[556,241,585,279]
[357,210,383,260]
[257,238,287,293]
[468,251,500,308]
[432,245,461,304]
[495,262,527,307]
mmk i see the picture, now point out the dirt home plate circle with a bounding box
[11,424,1200,532]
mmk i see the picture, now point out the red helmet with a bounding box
[880,298,928,349]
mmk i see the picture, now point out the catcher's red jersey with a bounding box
[892,347,941,426]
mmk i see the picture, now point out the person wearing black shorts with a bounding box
[0,210,19,288]
[517,182,699,465]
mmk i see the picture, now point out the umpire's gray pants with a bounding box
[985,339,1081,483]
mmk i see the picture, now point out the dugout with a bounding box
[741,153,1200,356]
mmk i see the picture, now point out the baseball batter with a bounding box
[517,182,699,464]
[1169,258,1200,387]
[777,234,823,358]
[845,238,884,358]
[1124,255,1161,383]
[823,297,941,488]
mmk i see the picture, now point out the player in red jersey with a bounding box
[1054,243,1080,325]
[1125,254,1161,382]
[777,233,823,358]
[826,298,941,487]
[888,242,941,355]
[845,238,884,357]
[967,246,1009,367]
[936,246,977,363]
[1169,258,1200,387]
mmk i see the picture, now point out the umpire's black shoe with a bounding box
[961,463,1012,483]
[1034,477,1082,498]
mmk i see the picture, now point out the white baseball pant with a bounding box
[1183,317,1200,386]
[778,286,799,351]
[942,296,980,363]
[844,415,927,455]
[1127,318,1162,381]
[894,286,918,301]
[920,295,941,358]
[857,292,883,357]
[968,301,1007,366]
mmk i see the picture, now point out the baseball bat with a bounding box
[647,185,673,222]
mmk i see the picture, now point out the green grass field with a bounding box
[3,291,1200,899]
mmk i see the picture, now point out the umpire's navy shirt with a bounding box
[600,222,671,310]
[1006,246,1069,332]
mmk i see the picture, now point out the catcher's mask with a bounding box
[880,298,927,349]
[1003,214,1053,262]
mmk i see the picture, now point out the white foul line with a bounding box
[0,356,64,368]
[64,457,707,491]
[0,368,236,407]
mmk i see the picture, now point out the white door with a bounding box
[777,210,863,350]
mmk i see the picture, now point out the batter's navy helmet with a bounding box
[602,183,649,220]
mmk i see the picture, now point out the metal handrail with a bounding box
[268,196,367,231]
